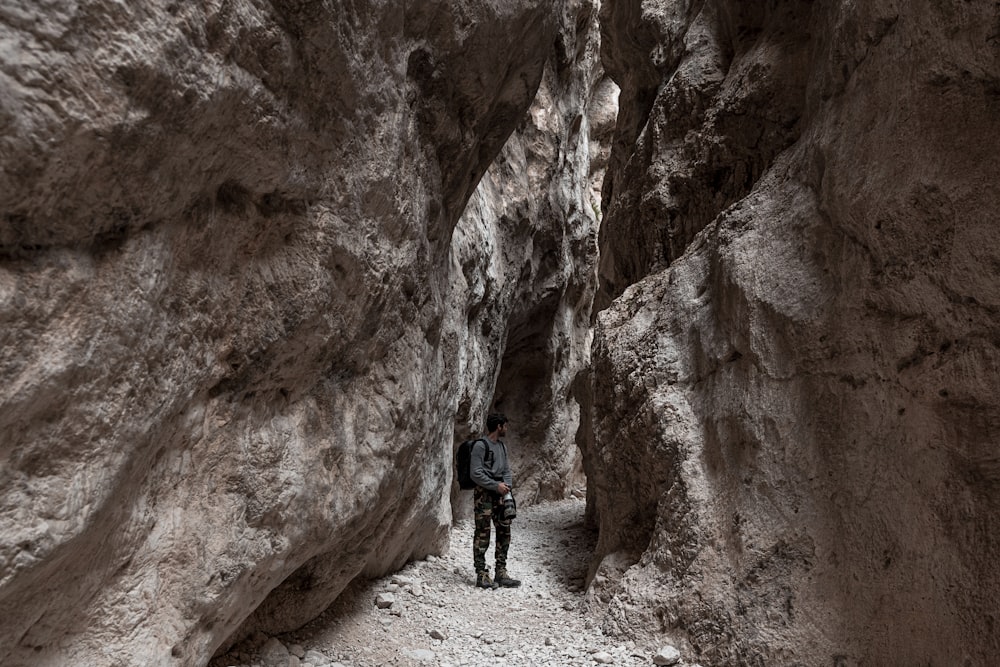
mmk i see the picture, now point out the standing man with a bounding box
[470,412,521,589]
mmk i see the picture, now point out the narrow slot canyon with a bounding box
[2,1,999,666]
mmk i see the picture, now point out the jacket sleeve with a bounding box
[501,442,513,488]
[469,440,499,492]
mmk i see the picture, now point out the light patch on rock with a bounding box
[302,650,329,666]
[404,648,436,662]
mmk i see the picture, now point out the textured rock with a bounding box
[584,0,1000,665]
[259,638,291,667]
[596,0,809,310]
[302,650,329,667]
[0,1,590,665]
[652,645,681,666]
[444,0,614,513]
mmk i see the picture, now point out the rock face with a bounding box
[449,0,616,512]
[0,1,599,665]
[584,0,1000,665]
[8,0,998,664]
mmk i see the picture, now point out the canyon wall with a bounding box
[7,0,997,664]
[583,0,1000,665]
[0,1,600,664]
[450,0,616,513]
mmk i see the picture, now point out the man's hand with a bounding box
[497,482,510,495]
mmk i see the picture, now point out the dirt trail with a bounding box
[214,498,681,666]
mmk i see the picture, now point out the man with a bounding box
[469,412,521,589]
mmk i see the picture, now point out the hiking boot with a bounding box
[495,569,521,588]
[476,570,499,589]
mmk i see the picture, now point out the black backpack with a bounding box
[455,438,492,490]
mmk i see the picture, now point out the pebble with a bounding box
[593,651,614,663]
[259,638,291,667]
[653,645,682,665]
[375,592,395,609]
[302,650,329,666]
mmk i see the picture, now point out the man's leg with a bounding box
[493,495,520,588]
[472,486,497,588]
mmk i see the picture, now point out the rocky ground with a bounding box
[211,498,688,667]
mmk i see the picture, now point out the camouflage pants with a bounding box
[473,485,512,574]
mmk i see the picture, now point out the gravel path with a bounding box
[214,498,684,667]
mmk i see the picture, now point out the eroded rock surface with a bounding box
[584,1,1000,664]
[0,1,592,665]
[450,0,616,513]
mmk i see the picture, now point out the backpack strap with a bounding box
[472,437,493,466]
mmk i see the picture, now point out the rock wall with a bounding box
[450,0,616,513]
[0,1,595,664]
[584,0,1000,665]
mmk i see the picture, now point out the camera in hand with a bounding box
[502,492,516,520]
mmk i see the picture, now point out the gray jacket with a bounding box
[469,437,513,493]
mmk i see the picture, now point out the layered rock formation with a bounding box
[450,0,616,512]
[0,1,601,664]
[584,0,1000,665]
